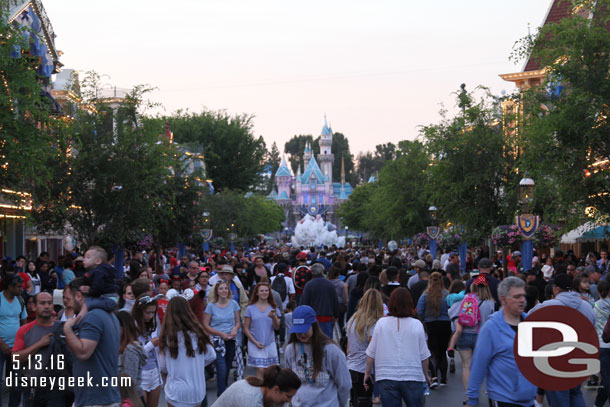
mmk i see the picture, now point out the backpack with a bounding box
[271,274,288,302]
[457,293,481,328]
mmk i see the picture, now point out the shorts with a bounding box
[141,367,162,392]
[455,332,477,351]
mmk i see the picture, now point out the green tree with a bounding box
[32,77,177,248]
[355,143,396,185]
[514,0,610,224]
[265,141,281,193]
[338,140,430,238]
[330,132,356,185]
[0,7,68,195]
[148,110,267,192]
[284,135,317,174]
[200,191,285,238]
[422,87,518,241]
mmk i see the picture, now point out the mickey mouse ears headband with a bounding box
[165,288,194,301]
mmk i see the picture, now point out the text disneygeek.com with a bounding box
[5,372,131,391]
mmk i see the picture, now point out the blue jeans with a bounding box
[545,385,585,407]
[215,339,236,396]
[377,380,425,407]
[0,351,22,407]
[318,321,333,338]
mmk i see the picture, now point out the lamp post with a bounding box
[202,212,212,253]
[228,223,236,254]
[344,226,349,247]
[456,225,467,273]
[427,206,440,260]
[284,227,289,242]
[516,177,538,272]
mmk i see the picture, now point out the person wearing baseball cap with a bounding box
[285,305,351,407]
[465,258,500,306]
[407,259,427,290]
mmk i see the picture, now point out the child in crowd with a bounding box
[80,246,119,312]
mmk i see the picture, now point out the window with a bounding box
[311,196,316,204]
[303,195,308,205]
[319,194,323,204]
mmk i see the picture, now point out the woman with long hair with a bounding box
[364,288,431,407]
[284,305,351,407]
[202,281,241,396]
[346,289,384,407]
[132,294,162,407]
[159,296,216,407]
[243,282,281,377]
[26,260,41,295]
[447,275,495,392]
[117,311,147,405]
[416,271,450,388]
[211,365,301,407]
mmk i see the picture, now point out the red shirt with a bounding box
[157,298,168,324]
[18,272,30,290]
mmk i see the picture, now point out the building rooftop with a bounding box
[301,156,325,184]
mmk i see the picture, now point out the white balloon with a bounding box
[63,235,75,252]
[291,215,346,248]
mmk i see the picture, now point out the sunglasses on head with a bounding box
[137,294,163,305]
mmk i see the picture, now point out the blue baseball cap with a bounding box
[289,305,317,334]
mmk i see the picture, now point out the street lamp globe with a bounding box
[519,177,535,206]
[428,206,437,221]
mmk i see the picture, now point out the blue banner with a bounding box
[177,243,186,258]
[430,239,437,260]
[520,240,534,272]
[230,242,235,253]
[203,242,209,253]
[458,242,467,272]
[112,245,124,279]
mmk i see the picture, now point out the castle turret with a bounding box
[303,141,312,168]
[275,155,292,202]
[318,115,334,184]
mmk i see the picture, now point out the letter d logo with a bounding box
[518,321,577,357]
[514,305,600,391]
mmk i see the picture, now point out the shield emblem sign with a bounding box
[516,214,539,239]
[202,229,213,242]
[427,226,441,240]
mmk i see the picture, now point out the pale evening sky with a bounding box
[45,0,551,155]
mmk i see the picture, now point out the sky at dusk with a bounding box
[45,0,551,155]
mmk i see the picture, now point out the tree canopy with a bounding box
[147,110,267,192]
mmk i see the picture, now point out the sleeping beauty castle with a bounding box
[267,118,353,228]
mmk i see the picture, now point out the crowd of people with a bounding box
[0,244,608,407]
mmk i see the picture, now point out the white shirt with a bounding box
[366,316,431,382]
[158,332,216,407]
[440,253,450,271]
[270,274,296,308]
